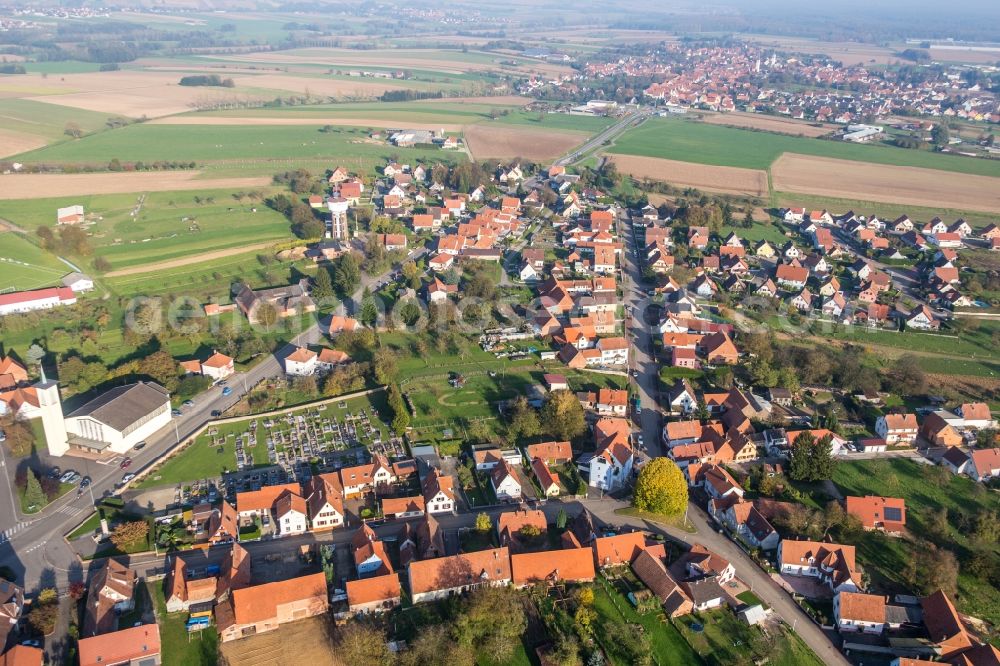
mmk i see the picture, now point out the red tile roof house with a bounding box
[845,495,906,534]
[968,447,1000,482]
[215,572,329,643]
[531,457,561,497]
[0,645,43,666]
[631,548,694,618]
[407,548,512,604]
[345,573,402,615]
[776,539,862,593]
[592,531,649,569]
[496,509,548,550]
[83,559,136,637]
[874,413,919,445]
[78,624,160,666]
[920,590,973,659]
[833,591,889,634]
[511,548,596,586]
[525,441,572,465]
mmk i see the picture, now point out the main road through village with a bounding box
[0,215,849,663]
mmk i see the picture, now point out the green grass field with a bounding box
[11,123,461,167]
[0,232,69,291]
[0,188,293,271]
[495,110,615,133]
[0,98,116,141]
[609,117,1000,178]
[150,582,218,666]
[831,458,1000,625]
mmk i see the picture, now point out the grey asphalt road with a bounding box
[0,254,419,593]
[619,212,850,665]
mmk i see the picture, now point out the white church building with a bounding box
[18,376,171,457]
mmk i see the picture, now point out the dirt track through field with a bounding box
[464,124,585,161]
[0,172,271,199]
[148,116,466,131]
[104,241,278,277]
[772,153,1000,213]
[610,155,769,197]
[700,112,834,137]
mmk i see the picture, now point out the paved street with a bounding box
[619,212,850,665]
[0,256,412,593]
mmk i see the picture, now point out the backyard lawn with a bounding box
[675,609,824,666]
[592,576,702,665]
[150,581,219,666]
[830,458,1000,625]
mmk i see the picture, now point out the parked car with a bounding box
[211,410,222,417]
[182,400,195,407]
[59,471,79,484]
[171,408,182,416]
[119,457,132,470]
[221,386,232,396]
[121,473,136,485]
[48,467,61,480]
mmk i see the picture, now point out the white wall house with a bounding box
[284,347,318,376]
[491,461,522,501]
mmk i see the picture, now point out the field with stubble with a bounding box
[0,172,271,199]
[772,154,1000,214]
[610,155,769,197]
[464,123,585,161]
[700,111,834,138]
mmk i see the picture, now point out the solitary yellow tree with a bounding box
[633,458,688,517]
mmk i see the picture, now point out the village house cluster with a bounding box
[523,41,1000,125]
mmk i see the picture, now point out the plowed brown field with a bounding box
[701,112,834,137]
[0,172,270,199]
[772,154,1000,213]
[464,124,585,161]
[610,155,769,197]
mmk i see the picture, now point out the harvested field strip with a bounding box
[610,155,768,197]
[103,241,279,277]
[0,172,271,199]
[464,124,585,161]
[699,111,834,137]
[149,116,466,131]
[0,129,47,158]
[772,153,1000,215]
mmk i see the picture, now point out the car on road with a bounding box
[133,441,146,451]
[80,476,91,488]
[221,386,232,396]
[119,457,132,469]
[211,410,222,417]
[121,473,136,485]
[182,400,195,407]
[0,429,5,443]
[636,434,644,447]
